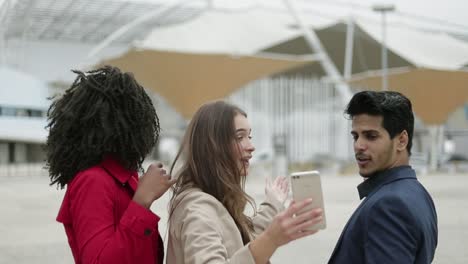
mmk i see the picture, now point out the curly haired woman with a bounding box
[46,66,174,264]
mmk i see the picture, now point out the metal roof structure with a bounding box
[2,0,202,44]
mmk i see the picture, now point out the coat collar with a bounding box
[101,156,139,191]
[329,165,417,262]
[357,165,415,200]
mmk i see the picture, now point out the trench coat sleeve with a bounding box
[174,194,256,264]
[65,170,161,264]
[252,195,285,237]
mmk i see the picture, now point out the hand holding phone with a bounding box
[290,170,326,230]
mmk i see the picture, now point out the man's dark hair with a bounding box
[46,66,160,189]
[345,90,414,155]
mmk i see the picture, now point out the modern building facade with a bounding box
[0,66,49,164]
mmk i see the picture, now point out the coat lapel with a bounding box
[329,197,369,261]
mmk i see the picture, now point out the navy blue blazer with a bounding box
[328,166,438,264]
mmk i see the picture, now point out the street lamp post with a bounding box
[372,4,395,91]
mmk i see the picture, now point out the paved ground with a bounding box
[1,170,467,264]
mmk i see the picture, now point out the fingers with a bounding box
[135,162,175,205]
[160,172,173,186]
[274,176,289,193]
[168,178,177,186]
[281,177,289,193]
[288,209,323,233]
[147,162,167,175]
[265,176,272,187]
[264,177,270,196]
[269,204,322,246]
[273,176,284,186]
[289,229,319,241]
[144,163,173,185]
[284,198,313,218]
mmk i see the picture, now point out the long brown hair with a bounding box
[169,100,255,244]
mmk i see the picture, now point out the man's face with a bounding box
[351,114,401,177]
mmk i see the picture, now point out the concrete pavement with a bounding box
[0,171,466,263]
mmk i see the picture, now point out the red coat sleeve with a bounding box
[69,170,161,264]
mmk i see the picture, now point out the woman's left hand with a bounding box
[265,176,289,205]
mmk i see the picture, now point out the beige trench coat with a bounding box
[166,188,284,264]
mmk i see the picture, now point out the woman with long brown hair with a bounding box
[166,101,323,264]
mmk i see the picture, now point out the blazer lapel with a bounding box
[329,197,369,261]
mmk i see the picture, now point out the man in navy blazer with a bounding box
[328,91,438,264]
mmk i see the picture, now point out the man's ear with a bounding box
[396,130,409,152]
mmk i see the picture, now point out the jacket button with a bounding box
[144,229,152,236]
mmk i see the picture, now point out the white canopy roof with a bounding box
[355,17,468,70]
[138,6,468,71]
[139,7,333,55]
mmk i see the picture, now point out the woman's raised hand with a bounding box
[133,163,176,209]
[265,176,289,205]
[249,199,323,263]
[264,199,323,247]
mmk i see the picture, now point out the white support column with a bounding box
[0,143,8,164]
[372,4,395,91]
[344,16,355,80]
[273,133,288,178]
[15,142,27,163]
[437,125,445,167]
[282,0,353,105]
[428,124,444,172]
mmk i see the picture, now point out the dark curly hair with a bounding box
[345,90,414,155]
[46,66,160,189]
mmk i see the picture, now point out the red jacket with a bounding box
[57,157,164,264]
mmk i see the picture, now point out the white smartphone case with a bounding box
[290,170,326,230]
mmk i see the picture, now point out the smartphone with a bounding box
[290,170,326,230]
